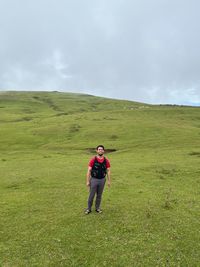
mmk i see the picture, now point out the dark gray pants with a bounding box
[87,177,106,210]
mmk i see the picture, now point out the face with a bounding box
[96,147,104,156]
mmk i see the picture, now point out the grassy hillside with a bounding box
[0,91,200,266]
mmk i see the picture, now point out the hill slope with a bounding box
[0,91,199,152]
[0,91,200,266]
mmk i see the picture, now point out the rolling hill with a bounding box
[0,91,200,266]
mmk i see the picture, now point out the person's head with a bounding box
[96,145,105,156]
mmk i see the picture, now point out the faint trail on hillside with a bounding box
[33,96,63,112]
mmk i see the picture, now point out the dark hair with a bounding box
[96,145,105,150]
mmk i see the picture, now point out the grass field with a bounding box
[0,91,200,266]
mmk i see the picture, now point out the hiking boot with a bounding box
[84,209,91,215]
[95,209,102,214]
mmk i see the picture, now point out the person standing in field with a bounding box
[85,145,111,214]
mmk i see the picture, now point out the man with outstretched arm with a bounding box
[85,145,111,214]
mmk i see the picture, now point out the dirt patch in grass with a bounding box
[189,151,200,157]
[86,148,117,154]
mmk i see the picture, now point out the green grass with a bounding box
[0,91,200,266]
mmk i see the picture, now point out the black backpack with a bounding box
[91,156,107,179]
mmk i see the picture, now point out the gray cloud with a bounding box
[0,0,200,104]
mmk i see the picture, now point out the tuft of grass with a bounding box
[163,188,178,209]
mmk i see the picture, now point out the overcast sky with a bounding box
[0,0,200,104]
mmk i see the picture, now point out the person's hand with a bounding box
[107,180,111,188]
[86,181,90,191]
